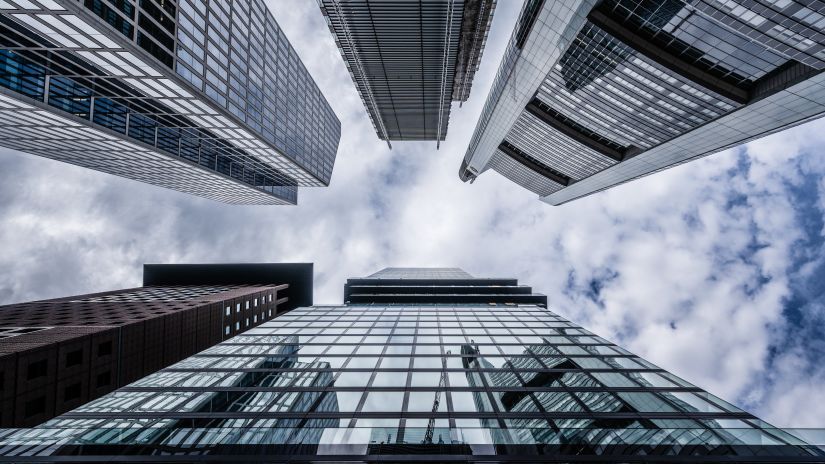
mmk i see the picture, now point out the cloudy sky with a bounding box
[1,1,824,429]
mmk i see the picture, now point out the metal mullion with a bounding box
[543,73,672,148]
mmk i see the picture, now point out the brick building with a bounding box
[0,263,312,427]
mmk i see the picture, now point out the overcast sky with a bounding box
[1,1,824,429]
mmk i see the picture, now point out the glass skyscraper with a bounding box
[0,263,313,428]
[319,0,495,146]
[459,0,825,205]
[0,0,340,205]
[1,267,822,462]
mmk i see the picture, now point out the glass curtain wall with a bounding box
[2,304,822,461]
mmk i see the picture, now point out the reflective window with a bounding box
[9,303,818,460]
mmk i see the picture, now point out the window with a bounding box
[225,306,231,316]
[245,301,250,309]
[254,298,258,307]
[27,359,48,380]
[96,371,111,388]
[24,396,46,418]
[236,303,241,313]
[66,349,83,367]
[97,341,113,357]
[225,326,230,336]
[64,382,81,401]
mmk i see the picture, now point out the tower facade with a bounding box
[0,263,313,427]
[319,0,496,146]
[0,268,822,462]
[460,0,825,205]
[0,0,340,205]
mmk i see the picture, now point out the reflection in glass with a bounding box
[3,304,822,461]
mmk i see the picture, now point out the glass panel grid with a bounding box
[0,0,341,204]
[3,303,822,460]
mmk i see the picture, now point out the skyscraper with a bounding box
[2,267,822,462]
[318,0,495,146]
[0,263,313,427]
[459,0,825,205]
[0,0,341,205]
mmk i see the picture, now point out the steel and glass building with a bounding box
[0,267,822,462]
[459,0,825,205]
[0,263,313,427]
[319,0,495,146]
[0,0,341,205]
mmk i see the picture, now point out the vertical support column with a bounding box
[43,75,51,104]
[88,96,96,122]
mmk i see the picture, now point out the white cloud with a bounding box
[0,1,824,430]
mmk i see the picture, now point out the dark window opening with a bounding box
[24,396,46,418]
[83,0,135,39]
[64,383,82,401]
[97,341,113,357]
[0,50,46,101]
[137,31,174,68]
[103,0,135,18]
[138,13,175,50]
[96,371,112,388]
[180,128,201,163]
[92,97,128,134]
[66,349,83,367]
[26,359,48,380]
[127,111,157,145]
[216,154,232,176]
[157,126,181,156]
[139,0,176,34]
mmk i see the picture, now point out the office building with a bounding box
[0,263,313,427]
[459,0,825,205]
[319,0,495,146]
[0,267,822,462]
[0,0,340,205]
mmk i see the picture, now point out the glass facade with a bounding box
[460,0,825,205]
[1,268,822,461]
[319,0,495,144]
[0,0,340,205]
[174,0,339,183]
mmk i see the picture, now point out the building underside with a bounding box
[320,0,495,144]
[460,0,825,204]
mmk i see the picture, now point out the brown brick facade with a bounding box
[0,284,288,427]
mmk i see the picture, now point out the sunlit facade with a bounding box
[460,0,825,205]
[0,0,340,204]
[1,268,822,462]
